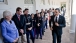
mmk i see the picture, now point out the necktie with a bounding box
[55,17,57,22]
[18,16,20,21]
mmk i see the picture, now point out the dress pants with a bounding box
[52,31,62,43]
[18,34,26,43]
[26,30,35,43]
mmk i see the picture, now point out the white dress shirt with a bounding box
[54,15,59,22]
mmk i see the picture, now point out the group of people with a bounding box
[0,7,66,43]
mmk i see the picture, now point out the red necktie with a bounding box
[18,16,20,21]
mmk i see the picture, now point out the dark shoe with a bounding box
[40,37,42,40]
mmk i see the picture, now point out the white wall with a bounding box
[35,0,51,12]
[0,0,25,18]
[0,0,62,19]
[35,0,60,12]
[0,0,36,18]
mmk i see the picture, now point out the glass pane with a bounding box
[0,0,4,2]
[24,0,33,4]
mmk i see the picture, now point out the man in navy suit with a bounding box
[12,7,26,43]
[49,8,66,43]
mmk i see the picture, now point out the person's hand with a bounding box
[15,38,18,41]
[37,23,40,26]
[13,38,18,43]
[13,40,17,43]
[28,27,32,30]
[50,27,53,30]
[20,29,24,34]
[55,22,59,26]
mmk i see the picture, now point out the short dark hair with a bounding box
[55,8,60,13]
[23,8,29,12]
[49,8,51,10]
[16,7,22,12]
[47,10,50,13]
[36,10,38,11]
[31,13,34,16]
[38,13,40,14]
[52,8,54,10]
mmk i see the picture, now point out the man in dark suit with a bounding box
[49,8,66,43]
[12,7,26,43]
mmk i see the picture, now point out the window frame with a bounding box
[24,0,34,4]
[0,0,4,2]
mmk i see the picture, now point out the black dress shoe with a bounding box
[40,38,42,40]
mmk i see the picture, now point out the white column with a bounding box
[70,0,76,33]
[70,0,76,42]
[33,0,36,13]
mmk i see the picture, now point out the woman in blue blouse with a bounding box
[1,11,19,43]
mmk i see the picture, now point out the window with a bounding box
[48,0,50,5]
[41,0,45,5]
[0,0,8,5]
[24,0,33,4]
[0,0,4,2]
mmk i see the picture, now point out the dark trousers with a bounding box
[4,42,18,43]
[36,27,42,39]
[52,31,62,43]
[33,28,36,36]
[26,30,35,43]
[3,40,18,43]
[45,20,47,29]
[42,23,45,35]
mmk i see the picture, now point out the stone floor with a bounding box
[70,33,75,43]
[31,26,74,43]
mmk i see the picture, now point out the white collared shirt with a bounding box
[6,20,11,24]
[50,12,53,16]
[54,15,59,22]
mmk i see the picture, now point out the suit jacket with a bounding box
[12,14,26,36]
[1,20,19,42]
[49,15,66,35]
